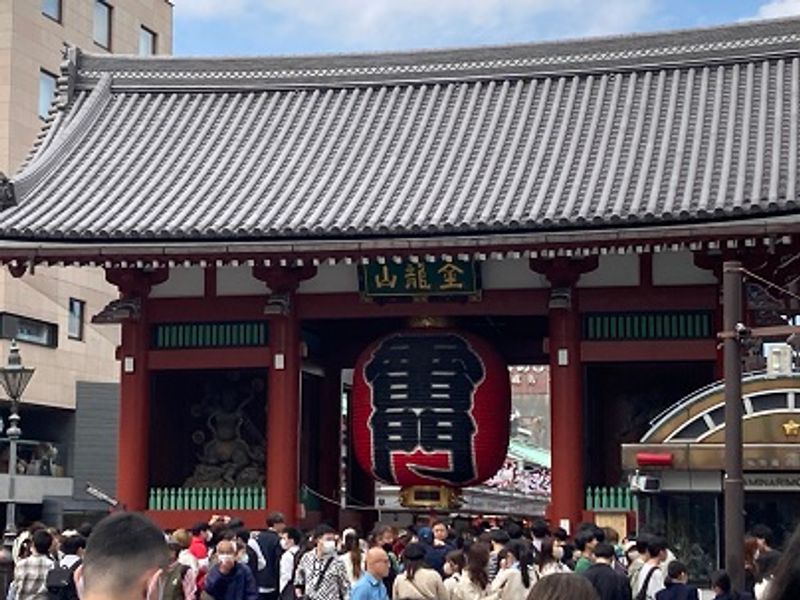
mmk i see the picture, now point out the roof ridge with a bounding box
[75,16,800,85]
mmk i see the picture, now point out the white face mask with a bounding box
[443,563,453,576]
[281,538,290,550]
[553,546,564,561]
[322,540,337,554]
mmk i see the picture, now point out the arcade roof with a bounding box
[1,17,800,256]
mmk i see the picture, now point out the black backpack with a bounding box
[46,559,81,600]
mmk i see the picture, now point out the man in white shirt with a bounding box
[634,537,667,600]
[279,528,303,597]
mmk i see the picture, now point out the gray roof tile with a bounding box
[2,18,800,241]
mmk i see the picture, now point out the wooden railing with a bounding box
[148,486,266,511]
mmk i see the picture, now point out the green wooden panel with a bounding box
[583,312,713,341]
[152,321,269,349]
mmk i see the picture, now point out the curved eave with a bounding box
[0,213,795,268]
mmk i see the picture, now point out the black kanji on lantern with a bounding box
[364,333,485,485]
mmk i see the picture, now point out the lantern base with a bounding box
[399,485,463,509]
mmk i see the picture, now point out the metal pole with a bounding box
[723,260,744,591]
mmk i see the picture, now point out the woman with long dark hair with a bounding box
[536,538,571,579]
[340,531,365,585]
[453,543,492,600]
[443,550,466,599]
[492,540,534,600]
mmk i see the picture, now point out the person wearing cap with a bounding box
[392,543,448,600]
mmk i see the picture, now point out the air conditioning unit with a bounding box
[630,474,661,494]
[767,343,793,377]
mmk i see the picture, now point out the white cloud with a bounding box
[175,0,249,19]
[175,0,656,51]
[755,0,800,19]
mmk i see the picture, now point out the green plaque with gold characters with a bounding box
[359,260,481,299]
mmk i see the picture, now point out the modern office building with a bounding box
[0,0,172,526]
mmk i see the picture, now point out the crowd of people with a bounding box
[4,511,800,600]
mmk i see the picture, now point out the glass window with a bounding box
[139,26,156,56]
[42,0,62,22]
[38,70,58,120]
[68,298,85,341]
[94,1,112,49]
[0,313,58,348]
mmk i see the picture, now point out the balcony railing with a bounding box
[0,439,69,478]
[148,486,266,511]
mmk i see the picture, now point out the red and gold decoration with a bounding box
[352,324,511,508]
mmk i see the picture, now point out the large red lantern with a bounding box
[352,326,511,506]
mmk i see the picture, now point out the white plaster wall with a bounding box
[0,474,73,503]
[577,254,639,287]
[150,267,204,298]
[298,264,359,294]
[217,266,266,296]
[652,250,718,286]
[481,259,548,290]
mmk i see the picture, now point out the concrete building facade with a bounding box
[0,0,171,524]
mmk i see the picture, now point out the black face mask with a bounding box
[383,543,393,553]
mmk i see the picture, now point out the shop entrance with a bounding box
[745,492,800,549]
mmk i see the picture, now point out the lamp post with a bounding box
[0,341,34,550]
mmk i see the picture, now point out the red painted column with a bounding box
[254,264,316,524]
[106,268,167,512]
[117,317,150,511]
[531,257,596,534]
[548,298,583,532]
[267,309,301,522]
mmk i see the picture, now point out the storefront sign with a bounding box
[744,472,800,491]
[360,260,480,298]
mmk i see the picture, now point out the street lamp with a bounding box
[0,341,34,549]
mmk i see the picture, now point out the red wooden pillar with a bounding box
[117,318,150,511]
[548,298,583,531]
[267,310,302,521]
[254,265,316,523]
[106,268,167,512]
[531,257,597,533]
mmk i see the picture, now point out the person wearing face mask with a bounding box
[295,524,351,600]
[536,538,572,579]
[205,540,259,600]
[236,529,267,581]
[279,528,303,600]
[443,550,466,599]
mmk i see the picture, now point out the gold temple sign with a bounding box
[361,260,480,298]
[783,419,800,437]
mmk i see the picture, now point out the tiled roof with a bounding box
[2,17,800,242]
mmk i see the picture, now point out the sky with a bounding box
[172,0,800,57]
